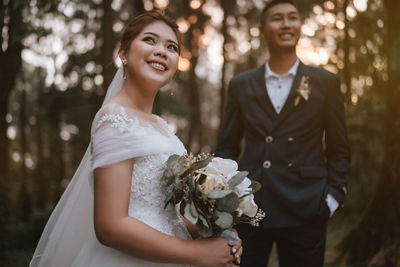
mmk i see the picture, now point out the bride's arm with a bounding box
[93,159,236,266]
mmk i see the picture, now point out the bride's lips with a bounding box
[147,60,168,71]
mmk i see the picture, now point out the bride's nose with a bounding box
[154,45,167,59]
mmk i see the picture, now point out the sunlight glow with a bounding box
[354,0,368,12]
[7,126,16,140]
[154,0,169,10]
[178,57,191,71]
[190,0,201,9]
[176,17,190,34]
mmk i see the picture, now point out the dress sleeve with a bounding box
[90,105,144,171]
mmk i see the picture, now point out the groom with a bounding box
[216,0,350,266]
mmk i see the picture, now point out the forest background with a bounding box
[1,0,399,266]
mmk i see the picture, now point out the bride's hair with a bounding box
[119,10,182,54]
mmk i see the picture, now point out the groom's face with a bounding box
[260,3,301,51]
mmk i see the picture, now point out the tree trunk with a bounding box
[101,0,115,89]
[342,0,352,104]
[187,55,202,153]
[18,88,31,221]
[218,0,235,134]
[0,0,23,185]
[341,1,400,265]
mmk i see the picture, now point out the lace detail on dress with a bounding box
[129,154,190,239]
[91,102,190,242]
[96,107,134,133]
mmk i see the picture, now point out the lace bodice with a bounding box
[91,102,191,243]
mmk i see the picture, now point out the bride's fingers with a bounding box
[234,246,243,264]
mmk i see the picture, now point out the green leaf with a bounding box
[208,189,232,199]
[166,154,180,170]
[214,210,233,230]
[198,214,209,228]
[228,171,248,187]
[216,192,239,213]
[249,180,262,194]
[164,184,175,208]
[189,202,199,218]
[183,202,198,224]
[179,156,213,179]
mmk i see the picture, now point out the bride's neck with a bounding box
[120,81,157,115]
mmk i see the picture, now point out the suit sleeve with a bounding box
[324,74,351,206]
[215,79,244,161]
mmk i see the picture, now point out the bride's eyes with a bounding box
[143,36,155,43]
[142,36,179,53]
[168,43,179,53]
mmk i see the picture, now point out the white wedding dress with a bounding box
[30,67,194,267]
[69,102,193,267]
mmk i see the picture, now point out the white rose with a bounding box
[204,157,238,177]
[231,177,252,197]
[237,194,258,217]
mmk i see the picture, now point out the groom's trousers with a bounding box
[237,206,329,267]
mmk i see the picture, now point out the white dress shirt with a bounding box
[264,59,339,217]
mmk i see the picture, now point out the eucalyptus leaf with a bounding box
[249,180,262,194]
[164,184,175,208]
[179,156,213,179]
[216,192,239,212]
[198,214,209,228]
[189,202,199,218]
[228,171,249,187]
[166,154,180,170]
[183,203,198,224]
[214,210,233,230]
[208,189,232,199]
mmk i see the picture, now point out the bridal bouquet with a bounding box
[163,153,265,238]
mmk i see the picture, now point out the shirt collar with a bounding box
[265,58,300,79]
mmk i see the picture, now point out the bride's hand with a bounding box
[230,228,242,265]
[193,237,237,267]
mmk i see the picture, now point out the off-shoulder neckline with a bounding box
[103,102,160,124]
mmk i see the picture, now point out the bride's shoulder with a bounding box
[91,102,137,134]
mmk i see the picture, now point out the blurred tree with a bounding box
[340,0,400,265]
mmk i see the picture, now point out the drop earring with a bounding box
[170,87,174,96]
[121,58,128,80]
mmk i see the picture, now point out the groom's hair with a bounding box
[260,0,299,26]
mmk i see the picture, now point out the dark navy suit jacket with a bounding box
[215,62,351,228]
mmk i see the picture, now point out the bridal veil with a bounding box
[30,66,124,267]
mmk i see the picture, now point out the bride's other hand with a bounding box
[230,228,242,265]
[193,237,237,267]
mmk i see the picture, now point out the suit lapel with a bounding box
[270,62,309,132]
[250,65,278,123]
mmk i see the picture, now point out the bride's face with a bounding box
[122,21,180,88]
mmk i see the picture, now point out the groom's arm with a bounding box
[215,79,244,161]
[323,74,351,212]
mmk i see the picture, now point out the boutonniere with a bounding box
[294,76,311,107]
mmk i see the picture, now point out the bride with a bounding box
[30,10,242,267]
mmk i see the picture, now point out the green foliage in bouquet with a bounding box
[163,153,263,237]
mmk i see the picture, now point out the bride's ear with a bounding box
[118,49,127,63]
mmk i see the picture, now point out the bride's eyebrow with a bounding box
[143,32,178,47]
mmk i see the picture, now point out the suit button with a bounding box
[287,163,293,168]
[288,137,294,142]
[265,136,273,143]
[263,160,271,169]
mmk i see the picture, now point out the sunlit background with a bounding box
[1,0,399,266]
